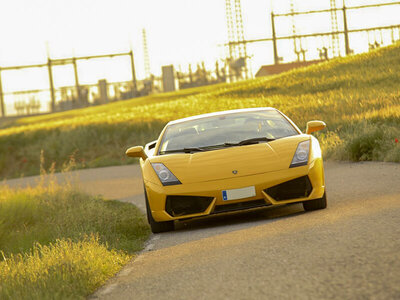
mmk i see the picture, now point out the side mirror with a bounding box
[126,146,148,160]
[306,120,326,134]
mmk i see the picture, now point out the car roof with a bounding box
[167,107,276,126]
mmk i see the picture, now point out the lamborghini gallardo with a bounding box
[126,108,327,233]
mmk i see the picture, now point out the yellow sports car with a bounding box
[126,108,327,233]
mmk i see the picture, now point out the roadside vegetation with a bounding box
[0,178,150,299]
[1,42,400,178]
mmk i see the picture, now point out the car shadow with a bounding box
[149,203,313,252]
[174,203,306,233]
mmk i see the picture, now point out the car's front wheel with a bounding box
[303,192,327,211]
[144,188,174,233]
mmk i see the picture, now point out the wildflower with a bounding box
[395,138,399,143]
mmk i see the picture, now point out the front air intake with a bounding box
[212,199,270,214]
[266,176,312,201]
[165,196,214,217]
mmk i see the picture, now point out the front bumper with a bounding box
[145,158,325,222]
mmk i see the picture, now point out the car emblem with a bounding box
[232,170,238,174]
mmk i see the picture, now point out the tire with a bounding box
[303,192,327,211]
[144,187,174,233]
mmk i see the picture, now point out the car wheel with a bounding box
[303,192,327,211]
[144,187,174,233]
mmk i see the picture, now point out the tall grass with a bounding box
[1,236,130,300]
[0,182,150,299]
[1,43,400,178]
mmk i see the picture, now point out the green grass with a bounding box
[1,43,400,178]
[0,182,150,299]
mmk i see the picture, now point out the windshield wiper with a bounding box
[160,143,230,154]
[159,138,275,154]
[160,147,206,154]
[224,137,275,146]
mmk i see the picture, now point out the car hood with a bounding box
[150,135,310,184]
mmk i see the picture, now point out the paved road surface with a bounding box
[5,162,400,299]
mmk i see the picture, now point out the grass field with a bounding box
[1,43,399,178]
[0,180,150,299]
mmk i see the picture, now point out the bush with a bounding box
[342,123,400,162]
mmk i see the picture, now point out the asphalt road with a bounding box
[5,162,400,299]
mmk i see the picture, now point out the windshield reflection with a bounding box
[159,110,298,154]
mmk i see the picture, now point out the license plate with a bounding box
[222,186,256,201]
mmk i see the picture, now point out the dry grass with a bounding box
[0,181,150,299]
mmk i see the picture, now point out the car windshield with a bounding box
[159,110,299,154]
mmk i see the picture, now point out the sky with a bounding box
[0,0,399,113]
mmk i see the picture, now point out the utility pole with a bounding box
[271,12,279,65]
[0,68,4,117]
[47,58,56,112]
[129,49,137,94]
[46,43,56,112]
[72,57,81,104]
[343,1,351,55]
[189,64,193,84]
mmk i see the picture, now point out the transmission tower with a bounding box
[225,0,248,79]
[330,0,340,57]
[290,0,300,61]
[225,0,235,59]
[142,28,151,79]
[233,0,246,59]
[290,0,307,61]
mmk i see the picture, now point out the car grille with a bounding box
[165,196,214,217]
[212,199,270,214]
[265,176,312,201]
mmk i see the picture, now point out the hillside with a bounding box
[1,42,399,178]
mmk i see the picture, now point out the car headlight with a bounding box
[290,140,310,168]
[151,163,181,186]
